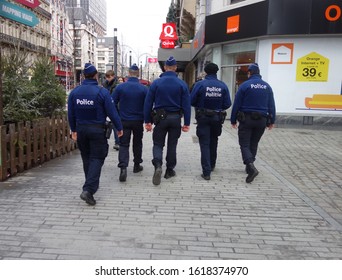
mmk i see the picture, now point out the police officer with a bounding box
[191,63,232,180]
[144,56,191,186]
[68,63,123,205]
[103,70,120,150]
[230,63,276,183]
[112,64,148,182]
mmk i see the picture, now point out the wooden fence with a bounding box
[0,116,77,181]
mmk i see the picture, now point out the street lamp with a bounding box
[114,28,117,75]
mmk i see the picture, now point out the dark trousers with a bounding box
[77,126,109,195]
[238,114,266,165]
[152,114,181,169]
[118,120,144,168]
[196,115,222,176]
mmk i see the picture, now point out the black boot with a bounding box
[152,165,162,186]
[164,168,176,179]
[245,164,251,174]
[119,168,127,182]
[246,163,259,183]
[133,164,143,173]
[80,191,96,206]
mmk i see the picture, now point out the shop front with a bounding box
[191,0,342,116]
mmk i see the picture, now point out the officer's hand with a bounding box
[267,124,275,130]
[231,124,238,129]
[145,123,153,132]
[71,132,77,141]
[117,130,123,137]
[182,125,190,132]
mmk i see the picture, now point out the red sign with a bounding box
[13,0,41,9]
[161,40,175,49]
[159,23,178,40]
[148,58,158,63]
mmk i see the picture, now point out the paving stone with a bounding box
[0,121,341,259]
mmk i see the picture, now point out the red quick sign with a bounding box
[160,22,178,49]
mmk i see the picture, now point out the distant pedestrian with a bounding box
[191,63,231,180]
[230,63,276,183]
[103,70,121,150]
[112,64,148,182]
[144,56,191,186]
[117,76,125,84]
[68,63,123,205]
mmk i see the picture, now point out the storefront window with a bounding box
[221,40,256,112]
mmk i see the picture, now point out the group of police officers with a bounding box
[68,57,276,206]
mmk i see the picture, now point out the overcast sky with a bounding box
[106,0,171,61]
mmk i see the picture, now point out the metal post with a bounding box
[129,51,132,67]
[114,28,117,75]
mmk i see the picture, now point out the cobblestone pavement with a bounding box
[0,120,341,260]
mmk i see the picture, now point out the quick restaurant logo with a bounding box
[226,14,240,34]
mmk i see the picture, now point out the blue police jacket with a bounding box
[190,74,232,111]
[112,77,147,121]
[67,79,123,132]
[230,74,276,124]
[144,71,191,125]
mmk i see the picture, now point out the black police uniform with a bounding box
[112,72,148,181]
[230,64,276,183]
[191,64,232,179]
[144,65,191,185]
[68,74,122,204]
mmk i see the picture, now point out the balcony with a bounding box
[0,33,51,55]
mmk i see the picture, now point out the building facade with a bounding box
[0,0,52,63]
[49,0,74,90]
[159,0,342,117]
[66,6,97,83]
[65,0,106,36]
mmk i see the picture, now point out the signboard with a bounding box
[0,1,39,27]
[160,22,178,49]
[160,40,175,49]
[205,1,268,44]
[226,15,240,34]
[147,58,158,63]
[310,0,342,34]
[271,43,294,64]
[159,23,178,40]
[13,0,40,9]
[296,52,329,82]
[268,0,342,35]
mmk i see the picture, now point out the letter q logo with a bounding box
[159,23,178,40]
